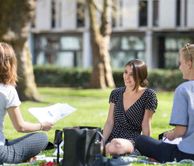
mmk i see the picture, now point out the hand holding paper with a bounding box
[28,103,76,123]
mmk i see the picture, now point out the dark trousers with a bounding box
[135,135,194,163]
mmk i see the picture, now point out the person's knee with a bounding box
[111,138,121,147]
[135,135,146,149]
[35,132,48,149]
[105,141,117,154]
[105,139,120,154]
[106,138,134,155]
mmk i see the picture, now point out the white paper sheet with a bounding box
[162,137,182,144]
[28,103,76,123]
[35,155,63,162]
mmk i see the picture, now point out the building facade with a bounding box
[30,0,194,69]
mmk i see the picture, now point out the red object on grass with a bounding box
[41,161,58,166]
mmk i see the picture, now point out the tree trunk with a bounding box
[88,0,115,88]
[14,40,40,101]
[0,0,40,101]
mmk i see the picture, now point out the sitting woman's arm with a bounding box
[103,102,114,143]
[7,106,53,132]
[164,126,187,140]
[141,109,155,136]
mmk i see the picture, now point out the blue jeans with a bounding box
[0,132,48,164]
[135,135,194,163]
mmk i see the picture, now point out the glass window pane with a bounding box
[77,0,85,27]
[111,52,126,68]
[165,38,177,49]
[36,52,46,65]
[165,52,179,69]
[153,0,159,26]
[111,51,138,68]
[121,36,144,50]
[176,0,181,26]
[55,52,74,67]
[60,37,81,50]
[110,36,121,50]
[139,0,148,26]
[35,37,47,50]
[135,38,145,50]
[75,51,82,67]
[137,51,145,61]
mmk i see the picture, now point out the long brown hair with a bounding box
[0,42,17,85]
[125,59,148,91]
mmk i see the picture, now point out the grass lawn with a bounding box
[4,87,181,165]
[4,87,174,141]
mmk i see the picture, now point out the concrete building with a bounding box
[30,0,194,69]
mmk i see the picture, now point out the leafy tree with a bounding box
[87,0,115,88]
[0,0,40,101]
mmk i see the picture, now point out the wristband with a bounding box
[40,123,43,130]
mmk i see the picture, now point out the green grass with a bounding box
[3,87,180,165]
[4,87,174,141]
[152,91,174,138]
[4,87,112,141]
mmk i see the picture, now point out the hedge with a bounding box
[33,65,184,91]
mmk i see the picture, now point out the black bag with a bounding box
[62,126,103,166]
[54,130,63,164]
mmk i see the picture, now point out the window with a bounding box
[60,36,82,67]
[112,0,122,27]
[110,35,145,68]
[153,0,159,26]
[184,0,188,26]
[112,0,117,27]
[76,0,85,27]
[51,0,56,28]
[164,37,191,69]
[176,0,181,26]
[139,0,148,26]
[34,35,83,67]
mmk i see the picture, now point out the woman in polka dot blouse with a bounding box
[103,59,158,155]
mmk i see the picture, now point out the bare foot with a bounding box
[27,156,37,162]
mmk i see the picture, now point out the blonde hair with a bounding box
[180,43,194,65]
[0,42,17,85]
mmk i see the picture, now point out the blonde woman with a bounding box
[0,42,53,164]
[136,43,194,163]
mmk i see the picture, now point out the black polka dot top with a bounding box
[107,87,158,144]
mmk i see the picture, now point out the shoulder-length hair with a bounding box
[0,42,17,85]
[125,59,148,91]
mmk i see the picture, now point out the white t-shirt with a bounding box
[0,83,21,145]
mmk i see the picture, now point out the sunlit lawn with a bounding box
[4,87,174,141]
[4,87,178,165]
